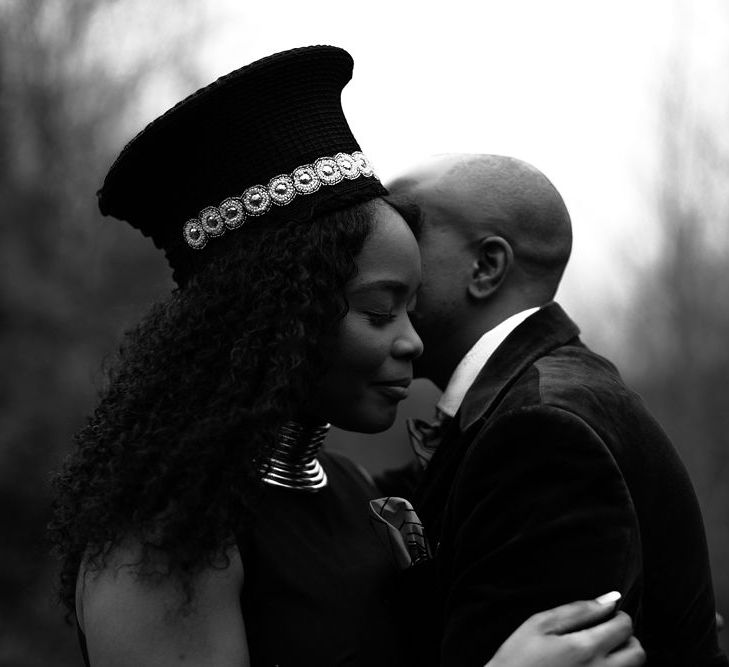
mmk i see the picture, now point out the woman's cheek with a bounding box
[337,315,387,371]
[356,335,390,374]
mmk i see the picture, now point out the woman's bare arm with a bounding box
[76,540,248,667]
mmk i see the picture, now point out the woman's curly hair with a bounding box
[48,199,376,615]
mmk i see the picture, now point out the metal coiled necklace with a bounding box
[260,421,330,492]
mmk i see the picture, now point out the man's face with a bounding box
[411,205,471,379]
[387,157,478,384]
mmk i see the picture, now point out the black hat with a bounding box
[98,45,386,285]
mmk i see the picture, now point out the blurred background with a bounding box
[0,0,727,663]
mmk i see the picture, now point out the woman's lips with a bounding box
[373,379,411,401]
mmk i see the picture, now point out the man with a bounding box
[385,154,727,666]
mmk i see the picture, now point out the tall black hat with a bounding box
[98,46,386,285]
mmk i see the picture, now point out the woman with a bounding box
[49,46,644,666]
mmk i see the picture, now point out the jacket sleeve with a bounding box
[439,405,642,667]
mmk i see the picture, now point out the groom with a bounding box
[385,154,727,666]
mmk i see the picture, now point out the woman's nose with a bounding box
[392,318,424,360]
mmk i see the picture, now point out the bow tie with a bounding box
[406,408,453,469]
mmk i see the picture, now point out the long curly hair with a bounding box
[49,199,376,614]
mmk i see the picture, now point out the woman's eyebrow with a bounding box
[349,279,412,295]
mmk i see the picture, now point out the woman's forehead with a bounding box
[352,206,421,289]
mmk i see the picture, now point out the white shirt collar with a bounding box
[436,307,540,418]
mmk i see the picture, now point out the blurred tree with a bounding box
[625,9,729,651]
[0,1,203,663]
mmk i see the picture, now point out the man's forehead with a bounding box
[389,157,508,239]
[390,155,468,195]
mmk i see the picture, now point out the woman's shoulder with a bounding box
[77,537,244,611]
[76,538,246,665]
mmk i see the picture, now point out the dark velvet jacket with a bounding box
[412,303,726,667]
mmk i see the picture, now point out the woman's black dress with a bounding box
[241,450,405,666]
[77,450,406,666]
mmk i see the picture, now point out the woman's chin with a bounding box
[330,406,399,434]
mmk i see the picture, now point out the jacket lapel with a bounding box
[458,302,581,432]
[415,303,581,534]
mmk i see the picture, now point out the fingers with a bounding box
[571,610,634,655]
[531,592,621,634]
[606,636,646,667]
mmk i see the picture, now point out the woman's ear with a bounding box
[467,236,513,300]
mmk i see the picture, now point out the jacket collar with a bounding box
[458,302,580,432]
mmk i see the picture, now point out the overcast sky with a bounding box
[95,0,726,361]
[75,0,729,463]
[186,1,727,345]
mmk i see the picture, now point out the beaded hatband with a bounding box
[260,421,330,492]
[183,151,376,250]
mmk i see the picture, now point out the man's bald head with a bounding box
[386,154,573,387]
[388,154,572,300]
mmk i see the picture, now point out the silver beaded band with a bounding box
[182,151,376,249]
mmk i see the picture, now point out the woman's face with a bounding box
[313,201,423,433]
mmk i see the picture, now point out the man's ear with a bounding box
[468,236,513,300]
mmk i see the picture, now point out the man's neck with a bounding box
[431,304,525,389]
[435,306,541,418]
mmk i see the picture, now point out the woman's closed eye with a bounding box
[365,310,397,326]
